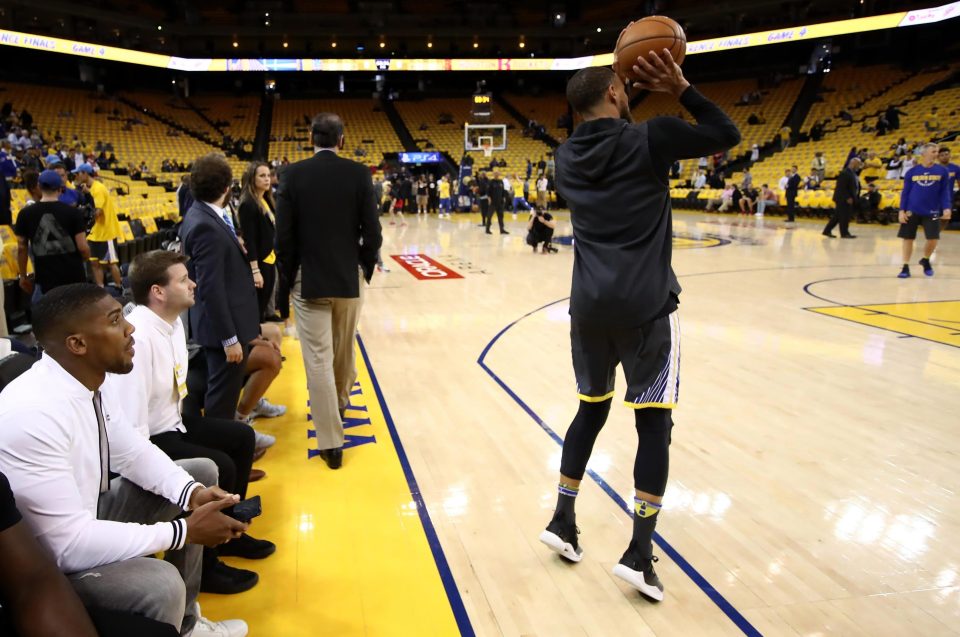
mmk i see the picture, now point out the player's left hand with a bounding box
[631,49,690,98]
[943,209,952,220]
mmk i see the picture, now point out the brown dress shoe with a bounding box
[249,468,266,482]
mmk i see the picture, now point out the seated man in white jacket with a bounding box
[104,249,275,596]
[0,283,249,637]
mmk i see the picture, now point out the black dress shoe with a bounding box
[318,447,343,469]
[500,228,510,234]
[840,234,857,238]
[485,229,493,235]
[822,231,836,238]
[219,533,276,560]
[200,559,258,594]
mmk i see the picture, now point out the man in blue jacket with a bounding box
[179,155,261,418]
[538,50,739,602]
[897,143,952,278]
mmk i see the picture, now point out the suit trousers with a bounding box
[824,203,853,236]
[68,458,217,635]
[202,344,249,420]
[785,192,797,222]
[292,269,364,450]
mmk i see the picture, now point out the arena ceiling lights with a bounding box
[0,1,957,72]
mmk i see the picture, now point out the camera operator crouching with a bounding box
[526,205,558,253]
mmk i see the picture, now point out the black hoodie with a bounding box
[556,86,740,328]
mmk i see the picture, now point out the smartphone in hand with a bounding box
[227,495,262,523]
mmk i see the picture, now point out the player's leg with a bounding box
[612,311,680,601]
[540,322,617,563]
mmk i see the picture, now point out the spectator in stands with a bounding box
[740,168,753,191]
[545,153,555,179]
[706,185,734,212]
[180,154,261,421]
[885,105,906,130]
[0,161,8,227]
[693,170,707,190]
[924,106,940,132]
[861,152,883,183]
[811,152,826,181]
[901,152,916,178]
[0,469,183,636]
[739,186,756,215]
[778,125,791,150]
[756,184,778,217]
[750,144,760,163]
[108,251,274,595]
[15,170,89,300]
[859,182,885,224]
[708,170,725,189]
[839,110,854,123]
[670,160,682,179]
[885,155,903,180]
[0,143,17,179]
[0,284,249,636]
[747,112,760,125]
[823,157,861,239]
[810,120,824,142]
[875,113,890,136]
[73,163,122,289]
[20,148,41,172]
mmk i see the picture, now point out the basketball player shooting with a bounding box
[538,49,740,601]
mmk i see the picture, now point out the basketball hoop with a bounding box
[481,142,493,158]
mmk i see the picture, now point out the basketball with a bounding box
[613,16,687,82]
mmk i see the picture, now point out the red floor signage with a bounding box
[390,254,463,280]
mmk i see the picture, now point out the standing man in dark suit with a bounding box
[179,154,261,420]
[487,171,508,234]
[823,157,862,238]
[276,113,382,470]
[785,165,801,225]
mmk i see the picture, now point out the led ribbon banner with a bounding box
[0,1,956,72]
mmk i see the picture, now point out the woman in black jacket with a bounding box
[238,161,278,320]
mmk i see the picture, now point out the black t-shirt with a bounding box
[14,201,87,292]
[417,183,428,196]
[0,471,22,533]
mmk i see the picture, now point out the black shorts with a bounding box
[571,311,680,409]
[898,213,941,240]
[88,239,119,264]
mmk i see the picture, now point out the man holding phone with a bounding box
[0,284,249,636]
[106,250,275,595]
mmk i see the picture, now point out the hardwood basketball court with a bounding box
[200,210,959,636]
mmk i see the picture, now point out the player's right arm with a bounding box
[634,50,740,170]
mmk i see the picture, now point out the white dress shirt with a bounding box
[105,305,188,439]
[0,355,201,573]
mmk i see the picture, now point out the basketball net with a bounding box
[481,142,493,158]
